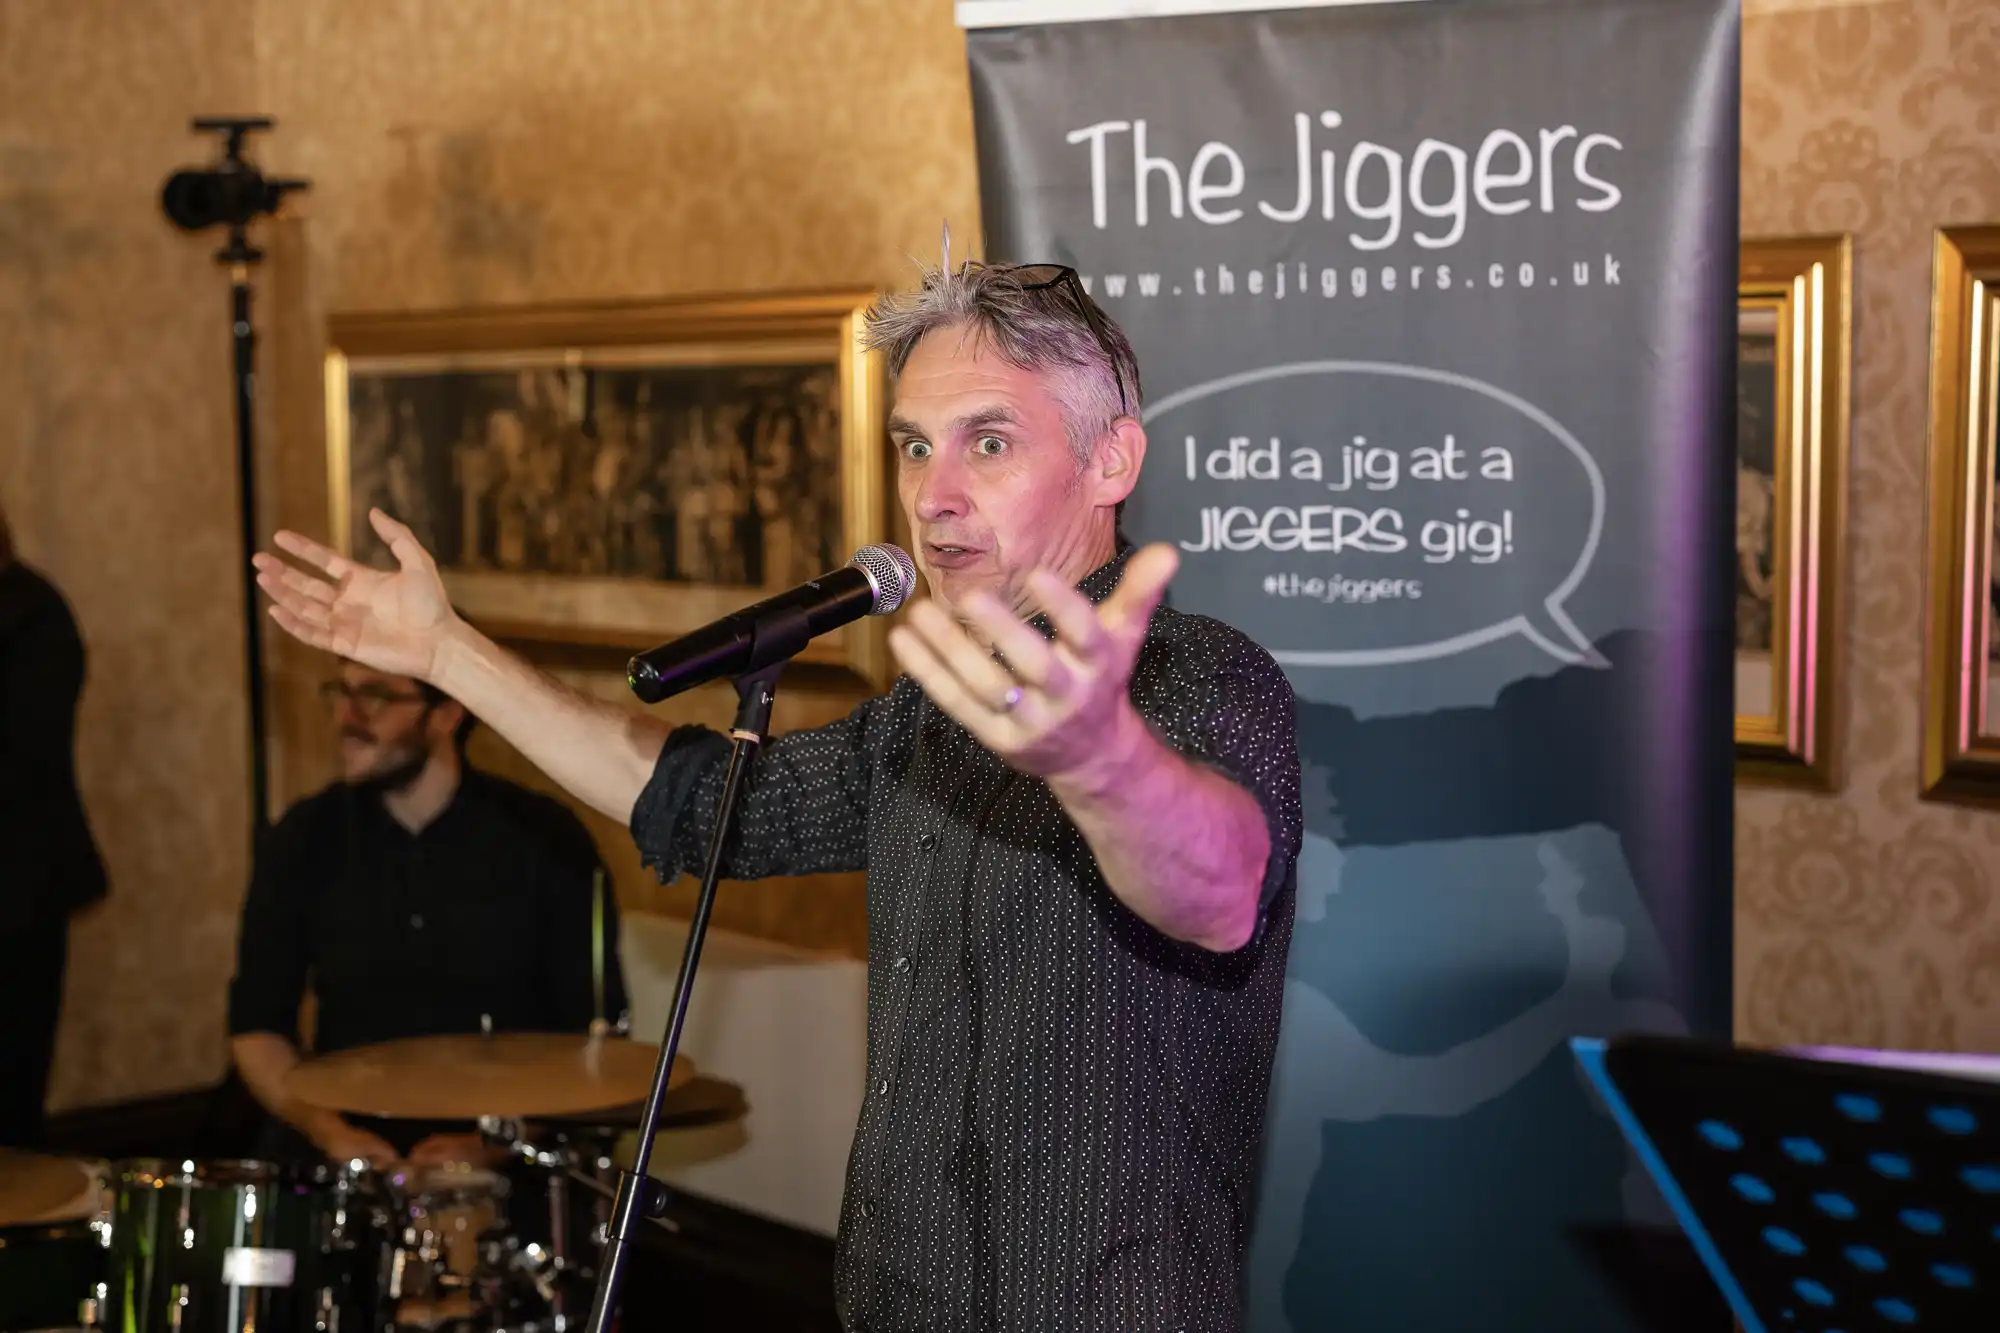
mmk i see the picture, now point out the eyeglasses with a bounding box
[319,680,431,718]
[969,262,1132,416]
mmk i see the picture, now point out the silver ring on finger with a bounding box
[999,684,1025,713]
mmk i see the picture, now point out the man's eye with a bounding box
[902,439,933,461]
[974,435,1007,456]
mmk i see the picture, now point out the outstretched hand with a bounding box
[253,508,459,681]
[888,543,1178,787]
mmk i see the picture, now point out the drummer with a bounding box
[226,657,630,1169]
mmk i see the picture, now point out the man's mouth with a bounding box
[924,542,983,569]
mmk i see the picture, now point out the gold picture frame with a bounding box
[1734,235,1852,788]
[1920,225,2000,805]
[324,290,893,688]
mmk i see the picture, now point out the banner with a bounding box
[964,0,1738,1328]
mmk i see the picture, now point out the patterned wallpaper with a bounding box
[1735,0,2000,1051]
[2,0,1996,1110]
[0,0,263,1112]
[3,0,979,1111]
[247,0,981,967]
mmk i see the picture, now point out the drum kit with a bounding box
[0,1032,746,1333]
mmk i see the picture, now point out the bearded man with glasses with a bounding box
[253,256,1301,1331]
[225,657,629,1170]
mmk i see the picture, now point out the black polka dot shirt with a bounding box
[630,549,1302,1332]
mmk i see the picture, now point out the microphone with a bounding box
[626,544,918,703]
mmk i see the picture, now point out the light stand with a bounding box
[582,660,787,1333]
[160,116,309,831]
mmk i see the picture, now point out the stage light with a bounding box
[158,117,308,264]
[159,116,309,833]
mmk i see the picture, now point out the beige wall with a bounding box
[1,0,263,1111]
[3,0,977,1111]
[249,0,980,969]
[1734,0,2000,1051]
[4,0,1998,1111]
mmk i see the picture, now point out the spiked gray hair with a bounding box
[860,261,1142,467]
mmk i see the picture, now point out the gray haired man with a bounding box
[255,260,1302,1331]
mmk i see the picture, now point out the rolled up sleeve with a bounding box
[629,689,905,885]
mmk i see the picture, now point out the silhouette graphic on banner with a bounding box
[1247,630,1716,1332]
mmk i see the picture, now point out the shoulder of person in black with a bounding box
[258,764,601,871]
[0,559,109,929]
[450,767,604,870]
[0,560,71,636]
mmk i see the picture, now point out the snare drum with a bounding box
[0,1218,106,1332]
[0,1155,107,1333]
[103,1159,379,1333]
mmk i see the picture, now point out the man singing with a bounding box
[255,260,1301,1330]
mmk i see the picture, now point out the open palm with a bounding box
[886,542,1180,783]
[252,508,459,681]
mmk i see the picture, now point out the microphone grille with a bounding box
[852,544,918,614]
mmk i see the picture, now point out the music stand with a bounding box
[1571,1034,2000,1332]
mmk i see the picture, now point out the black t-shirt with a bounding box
[0,562,108,933]
[227,768,629,1057]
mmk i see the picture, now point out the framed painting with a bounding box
[324,290,893,687]
[1734,235,1852,788]
[1920,225,2000,805]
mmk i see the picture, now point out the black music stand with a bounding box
[1572,1034,2000,1332]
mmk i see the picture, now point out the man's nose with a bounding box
[914,455,969,524]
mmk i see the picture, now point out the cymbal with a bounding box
[0,1150,93,1225]
[286,1032,690,1120]
[538,1076,749,1132]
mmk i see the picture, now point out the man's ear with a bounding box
[430,699,468,746]
[1094,416,1148,508]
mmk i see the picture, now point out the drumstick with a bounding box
[591,866,607,1039]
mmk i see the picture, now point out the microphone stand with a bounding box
[159,116,308,833]
[226,256,270,830]
[581,658,786,1333]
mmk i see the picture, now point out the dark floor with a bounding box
[38,1075,841,1333]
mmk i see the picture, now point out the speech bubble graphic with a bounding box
[1143,361,1606,668]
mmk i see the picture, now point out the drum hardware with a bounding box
[97,1158,378,1333]
[476,1117,683,1248]
[313,1285,340,1333]
[306,1158,380,1254]
[5,1038,743,1333]
[278,1030,689,1331]
[380,1163,511,1309]
[475,1119,565,1172]
[505,1242,558,1306]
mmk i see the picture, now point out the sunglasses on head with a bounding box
[963,262,1131,416]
